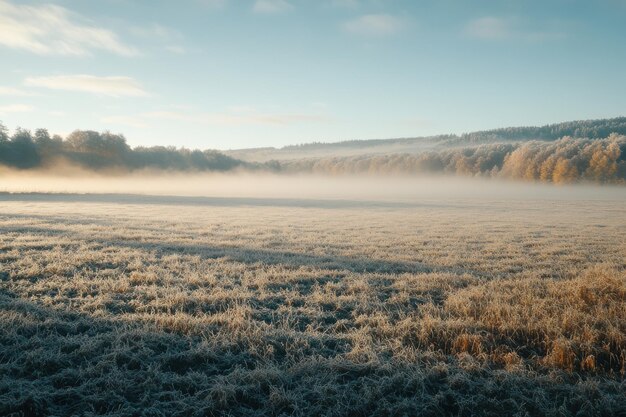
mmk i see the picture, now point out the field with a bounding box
[1,179,625,416]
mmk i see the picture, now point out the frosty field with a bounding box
[0,179,625,416]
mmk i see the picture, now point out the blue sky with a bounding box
[0,0,625,150]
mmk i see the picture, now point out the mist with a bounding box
[1,171,624,204]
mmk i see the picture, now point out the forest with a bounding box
[0,124,244,172]
[281,116,626,150]
[278,136,626,184]
[1,118,625,184]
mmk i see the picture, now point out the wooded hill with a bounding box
[1,118,625,183]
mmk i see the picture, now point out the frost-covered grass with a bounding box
[0,192,624,416]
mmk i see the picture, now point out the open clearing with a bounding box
[1,182,625,416]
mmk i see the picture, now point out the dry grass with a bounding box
[0,192,625,416]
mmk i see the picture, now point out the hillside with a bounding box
[277,136,626,184]
[225,117,626,162]
[1,118,625,184]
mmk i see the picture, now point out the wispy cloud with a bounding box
[164,45,187,55]
[342,14,406,36]
[103,108,329,128]
[130,23,182,41]
[465,16,566,41]
[0,0,137,56]
[25,75,149,97]
[130,23,186,54]
[465,17,510,40]
[145,110,327,126]
[227,105,257,113]
[0,104,34,113]
[101,115,149,129]
[253,0,293,14]
[0,86,36,96]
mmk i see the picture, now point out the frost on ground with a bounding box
[0,186,625,416]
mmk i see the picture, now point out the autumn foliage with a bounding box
[278,135,626,184]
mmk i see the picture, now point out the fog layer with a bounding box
[1,173,624,203]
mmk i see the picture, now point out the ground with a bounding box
[0,189,625,416]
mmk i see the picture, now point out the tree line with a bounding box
[0,124,244,172]
[275,135,626,184]
[281,117,626,150]
[461,116,626,143]
[1,120,625,183]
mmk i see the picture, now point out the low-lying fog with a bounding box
[1,171,624,203]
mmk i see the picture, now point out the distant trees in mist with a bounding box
[459,117,626,144]
[282,117,626,151]
[277,135,626,184]
[1,119,626,184]
[0,124,243,172]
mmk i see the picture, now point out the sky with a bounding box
[0,0,625,150]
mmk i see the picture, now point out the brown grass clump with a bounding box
[441,265,626,374]
[452,333,485,356]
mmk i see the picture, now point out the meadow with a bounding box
[0,177,625,416]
